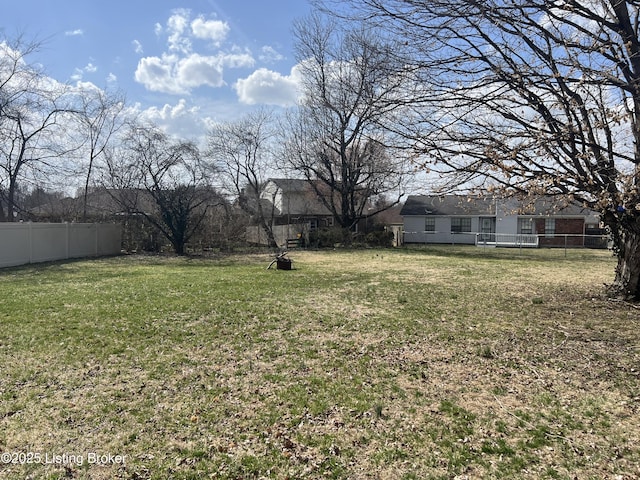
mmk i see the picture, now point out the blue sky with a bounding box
[4,0,313,140]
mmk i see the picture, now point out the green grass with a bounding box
[0,247,638,479]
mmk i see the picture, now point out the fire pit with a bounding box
[267,251,294,270]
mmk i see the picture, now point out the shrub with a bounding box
[309,227,345,248]
[365,230,394,247]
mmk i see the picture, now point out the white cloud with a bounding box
[222,52,255,69]
[175,53,225,90]
[132,40,144,55]
[234,66,302,107]
[135,51,256,95]
[74,80,101,93]
[135,54,187,95]
[139,98,212,142]
[191,17,230,45]
[259,45,285,63]
[136,10,255,95]
[65,29,83,36]
[165,11,192,54]
[143,98,197,121]
[70,62,98,82]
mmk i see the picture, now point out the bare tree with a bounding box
[0,35,41,120]
[102,122,219,254]
[0,36,79,221]
[323,0,640,299]
[73,85,127,221]
[206,108,279,248]
[283,13,414,242]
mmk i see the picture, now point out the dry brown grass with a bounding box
[0,247,638,479]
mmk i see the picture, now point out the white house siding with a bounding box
[402,216,425,243]
[403,216,478,244]
[261,181,282,212]
[495,200,519,235]
[401,195,602,247]
[261,179,330,217]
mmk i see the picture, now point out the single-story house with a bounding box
[401,195,605,248]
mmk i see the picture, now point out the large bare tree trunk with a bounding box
[609,221,640,300]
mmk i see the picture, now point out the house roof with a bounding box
[267,178,315,192]
[401,194,598,218]
[516,196,596,217]
[401,195,496,216]
[373,203,404,225]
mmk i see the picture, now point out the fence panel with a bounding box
[97,224,122,256]
[0,224,31,267]
[31,224,68,263]
[0,223,122,268]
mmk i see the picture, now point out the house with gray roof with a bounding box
[400,195,604,247]
[261,178,334,229]
[245,178,336,247]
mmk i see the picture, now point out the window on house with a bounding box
[322,217,334,227]
[545,218,556,237]
[518,218,533,235]
[451,217,471,233]
[425,217,435,232]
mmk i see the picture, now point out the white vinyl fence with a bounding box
[0,223,122,268]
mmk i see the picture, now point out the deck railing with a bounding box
[475,233,539,247]
[402,230,610,249]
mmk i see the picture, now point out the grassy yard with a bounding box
[0,247,638,479]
